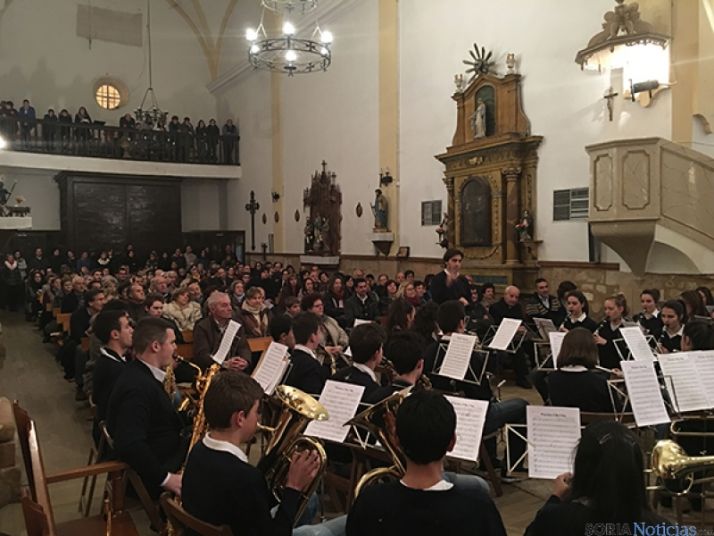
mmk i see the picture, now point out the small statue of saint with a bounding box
[470,99,487,139]
[304,216,314,252]
[371,189,389,230]
[435,212,449,248]
[515,209,533,242]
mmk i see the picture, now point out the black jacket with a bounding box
[284,348,331,396]
[183,441,300,536]
[562,315,599,333]
[192,316,252,370]
[92,347,126,424]
[429,271,471,305]
[331,365,391,403]
[489,298,528,326]
[106,360,185,498]
[547,369,616,413]
[344,294,380,327]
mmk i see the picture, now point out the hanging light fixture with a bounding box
[575,0,670,97]
[135,0,168,125]
[246,0,333,76]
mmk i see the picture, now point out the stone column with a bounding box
[502,166,522,265]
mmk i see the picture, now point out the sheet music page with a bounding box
[695,351,714,407]
[212,320,241,365]
[658,353,712,412]
[439,333,477,380]
[343,346,352,358]
[445,396,489,462]
[620,361,670,427]
[251,341,289,395]
[488,318,522,350]
[353,319,372,327]
[620,326,657,362]
[304,380,364,443]
[548,332,566,366]
[534,318,557,340]
[527,406,581,479]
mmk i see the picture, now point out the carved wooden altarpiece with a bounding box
[435,72,543,287]
[302,161,342,258]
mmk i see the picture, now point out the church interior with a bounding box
[1,0,714,534]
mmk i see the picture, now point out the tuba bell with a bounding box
[257,385,329,524]
[650,439,714,494]
[347,387,412,497]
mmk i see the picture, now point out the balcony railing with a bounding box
[0,117,240,166]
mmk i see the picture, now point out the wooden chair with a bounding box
[57,313,72,334]
[182,330,194,343]
[176,342,194,360]
[13,402,138,536]
[248,336,272,354]
[160,492,233,536]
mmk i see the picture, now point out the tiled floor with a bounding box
[3,310,701,536]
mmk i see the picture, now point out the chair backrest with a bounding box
[57,313,71,333]
[13,403,57,534]
[20,488,51,536]
[176,343,194,360]
[182,330,194,343]
[248,336,272,354]
[159,493,233,536]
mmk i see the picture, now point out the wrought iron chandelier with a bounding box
[135,0,168,125]
[246,0,333,76]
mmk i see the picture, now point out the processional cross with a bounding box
[245,190,260,251]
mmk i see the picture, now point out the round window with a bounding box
[95,83,122,110]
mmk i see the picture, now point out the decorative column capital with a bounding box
[501,166,522,180]
[443,176,455,194]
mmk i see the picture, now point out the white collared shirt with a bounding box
[663,326,684,339]
[559,365,588,373]
[139,359,166,383]
[570,313,587,323]
[100,347,126,363]
[202,433,248,463]
[642,309,660,319]
[352,362,377,382]
[294,344,319,362]
[400,479,454,491]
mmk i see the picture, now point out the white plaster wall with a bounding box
[399,0,671,261]
[278,0,379,255]
[0,168,61,230]
[0,0,220,126]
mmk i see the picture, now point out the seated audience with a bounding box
[301,293,348,365]
[163,286,202,332]
[344,278,380,327]
[240,286,271,338]
[193,291,251,371]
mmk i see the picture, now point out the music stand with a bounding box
[431,340,491,386]
[533,341,556,371]
[613,335,658,362]
[504,424,529,475]
[481,324,530,354]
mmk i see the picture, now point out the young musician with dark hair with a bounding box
[347,390,507,536]
[546,328,617,413]
[633,288,663,339]
[594,294,628,369]
[331,323,388,403]
[658,300,685,353]
[680,289,708,318]
[429,248,471,305]
[525,421,667,536]
[92,309,133,440]
[284,312,332,395]
[182,371,346,536]
[270,313,296,349]
[106,317,185,498]
[682,318,714,352]
[560,291,598,332]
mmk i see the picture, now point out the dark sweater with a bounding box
[182,441,301,536]
[633,312,663,340]
[561,315,599,333]
[284,348,331,396]
[331,365,392,403]
[525,495,668,536]
[106,360,185,497]
[347,480,507,536]
[429,271,471,305]
[92,347,126,424]
[547,369,615,413]
[595,320,624,369]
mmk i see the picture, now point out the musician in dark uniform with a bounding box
[284,312,332,396]
[657,300,685,353]
[560,291,598,332]
[347,390,507,536]
[633,288,663,340]
[594,295,629,369]
[429,248,471,305]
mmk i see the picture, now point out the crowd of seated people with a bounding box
[0,98,239,164]
[9,242,714,532]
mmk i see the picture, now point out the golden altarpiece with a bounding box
[435,72,543,287]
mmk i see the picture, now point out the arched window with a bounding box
[460,177,491,246]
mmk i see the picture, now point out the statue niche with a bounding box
[460,177,491,246]
[303,161,342,256]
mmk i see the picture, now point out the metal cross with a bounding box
[245,190,260,251]
[603,87,619,122]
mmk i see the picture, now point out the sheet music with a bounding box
[353,319,372,327]
[620,327,657,362]
[527,406,581,479]
[251,342,289,395]
[445,396,488,462]
[695,351,714,407]
[548,332,566,366]
[620,361,670,427]
[658,353,712,412]
[212,320,241,365]
[439,333,477,380]
[344,346,352,358]
[534,318,557,340]
[488,318,522,350]
[304,380,364,443]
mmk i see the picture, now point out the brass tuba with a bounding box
[347,387,412,497]
[650,439,714,494]
[257,385,329,523]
